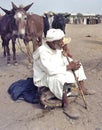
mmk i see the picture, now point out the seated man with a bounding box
[33,28,95,119]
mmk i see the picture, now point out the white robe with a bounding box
[33,43,86,99]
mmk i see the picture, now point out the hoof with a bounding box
[14,61,18,66]
[14,63,18,66]
[7,63,11,66]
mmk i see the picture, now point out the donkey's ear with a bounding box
[11,2,18,10]
[0,7,11,14]
[24,3,33,11]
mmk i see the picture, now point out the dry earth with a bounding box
[0,24,102,130]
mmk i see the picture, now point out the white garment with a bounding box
[33,43,86,100]
[48,16,54,29]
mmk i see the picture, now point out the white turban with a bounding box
[46,28,65,42]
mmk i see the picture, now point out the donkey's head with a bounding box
[12,2,33,38]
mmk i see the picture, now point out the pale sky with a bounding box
[0,0,101,15]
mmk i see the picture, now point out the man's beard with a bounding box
[54,44,61,50]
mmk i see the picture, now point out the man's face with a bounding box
[53,38,64,50]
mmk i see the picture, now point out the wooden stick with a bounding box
[66,57,87,109]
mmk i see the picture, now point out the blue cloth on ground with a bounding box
[8,77,39,104]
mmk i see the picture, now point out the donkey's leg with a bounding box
[3,45,7,57]
[1,37,7,57]
[25,43,33,67]
[33,36,42,51]
[6,41,11,65]
[12,38,18,65]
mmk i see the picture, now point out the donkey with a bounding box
[43,12,66,37]
[11,2,44,65]
[0,7,18,65]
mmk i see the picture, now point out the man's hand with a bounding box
[66,61,81,71]
[62,44,72,58]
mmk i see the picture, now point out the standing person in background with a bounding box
[43,11,49,37]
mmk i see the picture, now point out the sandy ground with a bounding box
[0,24,102,130]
